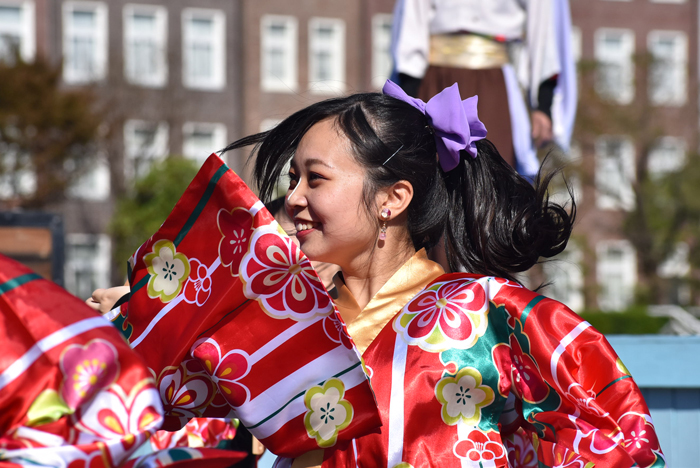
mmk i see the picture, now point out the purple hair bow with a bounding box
[383,79,487,172]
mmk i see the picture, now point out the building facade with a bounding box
[0,0,397,298]
[0,0,244,296]
[543,0,700,311]
[241,0,395,137]
[4,0,696,310]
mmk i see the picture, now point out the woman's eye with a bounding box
[309,172,324,182]
[286,173,298,190]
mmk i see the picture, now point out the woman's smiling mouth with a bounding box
[295,221,319,233]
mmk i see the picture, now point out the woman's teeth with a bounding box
[296,223,315,232]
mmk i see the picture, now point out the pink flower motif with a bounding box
[617,411,662,466]
[624,428,649,450]
[218,207,255,277]
[73,380,162,455]
[395,278,489,352]
[505,429,538,468]
[240,225,333,321]
[323,313,353,349]
[184,258,213,306]
[192,338,251,407]
[59,339,120,410]
[454,429,506,464]
[157,359,216,419]
[509,334,550,404]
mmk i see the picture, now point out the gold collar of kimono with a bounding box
[332,249,445,354]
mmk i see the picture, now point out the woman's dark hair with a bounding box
[221,93,575,283]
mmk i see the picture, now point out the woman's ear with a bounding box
[380,180,414,219]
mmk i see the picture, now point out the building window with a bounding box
[260,15,297,92]
[658,242,690,279]
[62,2,107,83]
[648,136,685,177]
[65,234,110,300]
[594,28,634,104]
[308,17,345,94]
[0,1,34,63]
[182,122,226,165]
[571,26,582,64]
[124,120,168,180]
[124,4,167,87]
[0,150,35,199]
[543,245,584,312]
[648,31,687,106]
[371,14,392,89]
[595,136,635,211]
[597,240,636,311]
[549,142,582,207]
[182,8,225,90]
[67,154,110,200]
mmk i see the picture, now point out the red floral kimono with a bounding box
[0,255,247,468]
[112,154,665,467]
[317,250,666,468]
[1,154,663,467]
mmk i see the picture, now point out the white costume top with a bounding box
[394,0,560,108]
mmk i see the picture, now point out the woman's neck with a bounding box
[340,239,416,317]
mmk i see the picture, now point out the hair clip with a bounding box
[382,144,404,166]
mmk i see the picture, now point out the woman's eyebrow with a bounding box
[304,157,333,169]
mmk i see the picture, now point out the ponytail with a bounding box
[441,140,576,282]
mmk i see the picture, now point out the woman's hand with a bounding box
[531,110,553,148]
[86,286,130,315]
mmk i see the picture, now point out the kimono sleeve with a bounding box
[393,0,431,78]
[495,286,666,467]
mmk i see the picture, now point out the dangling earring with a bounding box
[379,208,391,241]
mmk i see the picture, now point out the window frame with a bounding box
[123,3,168,88]
[182,8,225,91]
[62,1,108,84]
[570,25,582,64]
[67,151,110,201]
[0,0,35,63]
[0,149,35,199]
[596,240,637,311]
[260,14,298,93]
[123,119,169,181]
[371,13,392,89]
[594,28,635,104]
[182,121,227,164]
[543,245,584,312]
[647,30,687,106]
[648,136,686,177]
[64,233,111,300]
[308,17,346,95]
[595,135,636,211]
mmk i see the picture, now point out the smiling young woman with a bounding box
[285,118,416,315]
[218,82,666,468]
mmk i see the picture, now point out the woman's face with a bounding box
[285,118,379,269]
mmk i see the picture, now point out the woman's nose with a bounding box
[285,180,307,211]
